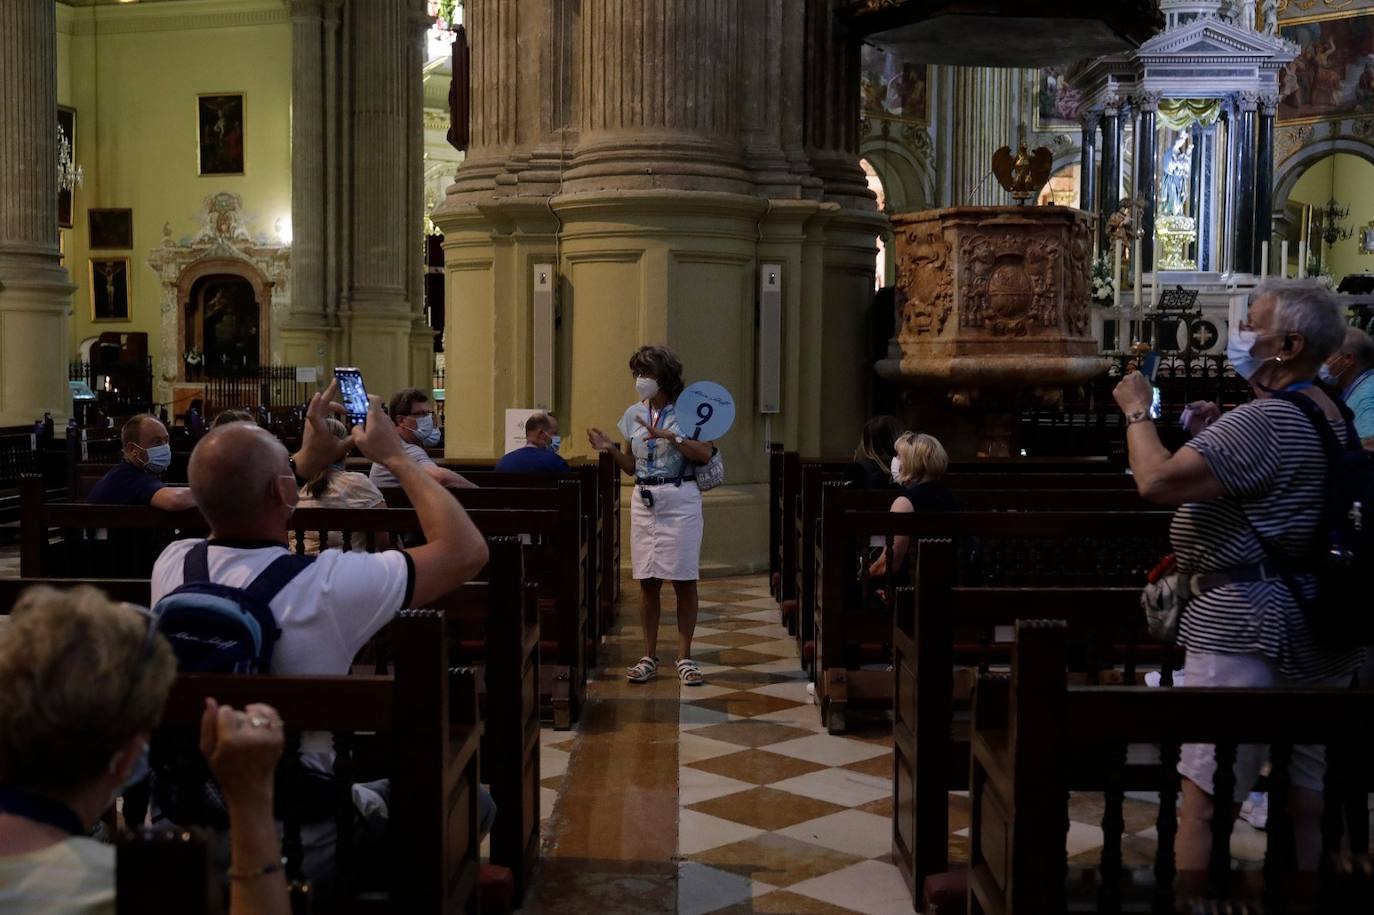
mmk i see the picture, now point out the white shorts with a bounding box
[629,482,703,581]
[1177,650,1352,802]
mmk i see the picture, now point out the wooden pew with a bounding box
[815,494,1173,733]
[969,621,1374,915]
[892,538,1173,905]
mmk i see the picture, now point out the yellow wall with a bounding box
[56,1,291,381]
[1289,153,1374,279]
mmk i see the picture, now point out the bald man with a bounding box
[1323,326,1374,438]
[494,411,570,473]
[87,414,196,509]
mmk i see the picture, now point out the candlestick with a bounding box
[1151,243,1160,308]
[1280,240,1289,278]
[1133,236,1143,308]
[1260,240,1269,278]
[1113,239,1122,309]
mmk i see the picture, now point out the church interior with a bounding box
[5,0,1374,912]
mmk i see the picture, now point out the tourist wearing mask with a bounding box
[1112,279,1361,877]
[587,345,715,686]
[1320,325,1374,440]
[87,414,196,510]
[495,411,570,473]
[368,388,474,489]
[868,432,958,577]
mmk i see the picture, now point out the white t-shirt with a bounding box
[0,838,114,914]
[150,540,413,676]
[367,442,433,489]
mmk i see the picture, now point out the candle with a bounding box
[1280,240,1289,278]
[1113,239,1122,309]
[1260,240,1269,277]
[1133,236,1143,308]
[1299,240,1308,277]
[1151,243,1160,308]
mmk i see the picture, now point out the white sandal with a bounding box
[627,656,659,683]
[676,658,705,687]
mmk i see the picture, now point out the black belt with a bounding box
[1189,561,1284,596]
[636,475,694,487]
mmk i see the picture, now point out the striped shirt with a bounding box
[1172,396,1363,682]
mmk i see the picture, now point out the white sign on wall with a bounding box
[504,408,541,455]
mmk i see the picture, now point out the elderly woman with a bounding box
[0,585,289,915]
[588,345,715,686]
[1112,279,1361,874]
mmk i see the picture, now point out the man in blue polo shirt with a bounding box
[494,412,570,473]
[87,414,196,509]
[1322,327,1374,441]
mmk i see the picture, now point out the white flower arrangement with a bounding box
[183,349,203,366]
[1090,255,1116,306]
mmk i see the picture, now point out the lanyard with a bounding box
[644,402,669,457]
[0,787,86,837]
[1282,380,1315,393]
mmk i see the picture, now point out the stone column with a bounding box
[1098,97,1122,254]
[282,0,333,369]
[0,0,75,425]
[944,66,1025,206]
[1233,91,1258,275]
[341,0,427,397]
[1135,93,1160,275]
[1079,111,1100,230]
[1255,93,1277,275]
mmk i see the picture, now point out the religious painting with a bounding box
[87,209,133,250]
[860,45,928,123]
[1278,11,1374,124]
[89,258,131,322]
[1034,66,1083,131]
[57,106,75,228]
[197,93,245,176]
[1361,221,1374,254]
[190,274,260,372]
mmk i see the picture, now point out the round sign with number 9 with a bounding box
[677,382,735,441]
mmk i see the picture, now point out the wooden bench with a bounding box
[815,495,1173,733]
[892,538,1176,905]
[969,620,1374,914]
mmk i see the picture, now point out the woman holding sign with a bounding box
[587,345,715,686]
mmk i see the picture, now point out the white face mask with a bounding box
[890,455,902,482]
[635,376,659,400]
[549,434,561,453]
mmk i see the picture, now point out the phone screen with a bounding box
[1150,386,1163,420]
[335,367,368,426]
[1140,351,1161,383]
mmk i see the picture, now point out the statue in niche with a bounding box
[1161,131,1193,217]
[1261,0,1278,36]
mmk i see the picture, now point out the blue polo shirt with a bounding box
[494,445,569,474]
[87,460,166,505]
[1343,369,1374,439]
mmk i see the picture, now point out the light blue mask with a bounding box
[412,414,441,447]
[139,443,172,475]
[1226,328,1267,382]
[1319,363,1340,387]
[549,435,561,453]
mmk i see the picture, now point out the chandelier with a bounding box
[57,126,83,193]
[1316,197,1352,247]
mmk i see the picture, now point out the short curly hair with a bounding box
[0,585,177,793]
[628,345,685,400]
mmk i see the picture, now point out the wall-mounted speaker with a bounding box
[532,263,554,411]
[758,263,782,414]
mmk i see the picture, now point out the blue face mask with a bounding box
[412,414,441,448]
[549,435,561,453]
[1319,363,1339,386]
[138,443,172,475]
[1226,328,1268,382]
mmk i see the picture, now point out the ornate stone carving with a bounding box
[958,232,1061,336]
[895,224,953,339]
[1135,90,1163,112]
[1275,123,1313,162]
[1235,89,1261,112]
[1259,92,1279,115]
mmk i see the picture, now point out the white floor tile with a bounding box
[788,859,913,914]
[678,809,764,856]
[680,683,739,700]
[750,704,827,729]
[732,597,786,610]
[740,658,810,678]
[1066,820,1105,858]
[747,680,813,704]
[679,703,737,729]
[770,767,892,808]
[540,746,570,779]
[539,786,558,820]
[678,861,776,915]
[735,623,786,638]
[679,733,746,764]
[763,734,889,767]
[743,639,803,658]
[679,767,754,807]
[776,809,893,859]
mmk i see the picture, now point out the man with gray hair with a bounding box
[1321,326,1374,439]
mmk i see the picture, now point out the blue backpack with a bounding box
[152,541,314,673]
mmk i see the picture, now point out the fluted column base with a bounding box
[0,254,75,425]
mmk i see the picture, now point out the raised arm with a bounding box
[588,427,636,476]
[352,395,488,605]
[1114,372,1223,505]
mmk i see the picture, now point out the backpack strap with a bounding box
[182,540,211,584]
[243,553,317,606]
[1273,390,1358,458]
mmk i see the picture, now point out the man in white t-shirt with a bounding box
[150,390,493,861]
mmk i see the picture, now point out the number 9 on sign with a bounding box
[677,382,735,441]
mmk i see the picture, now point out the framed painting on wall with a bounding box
[1278,10,1374,124]
[860,45,928,124]
[89,258,131,322]
[88,209,133,249]
[57,106,75,228]
[197,93,245,176]
[1034,66,1084,131]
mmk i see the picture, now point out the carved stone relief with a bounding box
[958,231,1061,336]
[895,224,953,339]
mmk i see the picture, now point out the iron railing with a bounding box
[184,365,313,417]
[68,360,154,420]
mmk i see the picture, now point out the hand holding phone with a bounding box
[1139,352,1163,419]
[335,367,368,427]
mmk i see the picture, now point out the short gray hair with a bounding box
[1252,278,1347,364]
[1342,327,1374,371]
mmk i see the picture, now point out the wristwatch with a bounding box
[671,433,684,446]
[1125,409,1151,426]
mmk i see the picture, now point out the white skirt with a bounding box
[629,481,703,581]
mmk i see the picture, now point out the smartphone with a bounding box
[335,367,368,427]
[1139,352,1163,420]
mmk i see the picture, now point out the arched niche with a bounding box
[858,137,934,215]
[175,257,272,376]
[1274,137,1374,224]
